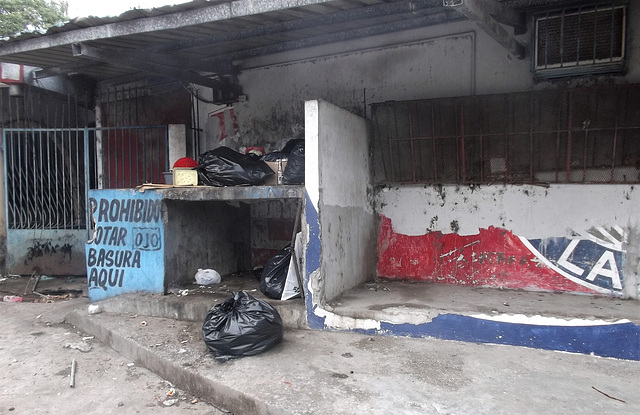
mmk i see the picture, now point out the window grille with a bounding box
[371,84,640,185]
[535,3,626,78]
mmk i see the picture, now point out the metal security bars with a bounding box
[535,3,626,78]
[372,84,640,185]
[3,128,86,230]
[94,126,168,189]
[3,126,168,230]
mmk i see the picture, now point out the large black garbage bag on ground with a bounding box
[259,248,292,299]
[197,147,274,186]
[202,291,283,361]
[282,141,304,184]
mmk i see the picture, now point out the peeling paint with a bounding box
[378,215,623,295]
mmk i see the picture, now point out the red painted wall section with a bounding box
[377,215,599,294]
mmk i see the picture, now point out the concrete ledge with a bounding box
[65,308,289,415]
[93,291,307,329]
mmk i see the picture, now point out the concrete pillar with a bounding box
[0,142,6,273]
[168,124,187,168]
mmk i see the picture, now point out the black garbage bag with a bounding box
[282,141,304,184]
[262,151,287,162]
[259,248,292,299]
[281,138,304,154]
[202,291,283,361]
[197,146,274,186]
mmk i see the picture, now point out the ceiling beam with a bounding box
[33,60,103,79]
[443,0,526,59]
[0,0,337,56]
[71,42,234,90]
[34,46,236,80]
[149,0,444,53]
[213,11,462,62]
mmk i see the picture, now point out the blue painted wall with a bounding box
[86,189,165,301]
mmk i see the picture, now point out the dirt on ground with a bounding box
[0,275,227,415]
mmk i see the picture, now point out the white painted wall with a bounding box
[306,100,376,303]
[167,124,187,168]
[376,184,640,239]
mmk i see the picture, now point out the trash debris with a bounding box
[190,398,199,404]
[282,232,303,300]
[87,304,102,314]
[163,398,179,407]
[259,248,291,299]
[592,386,626,403]
[197,146,274,186]
[282,140,304,184]
[167,388,176,397]
[195,268,221,285]
[127,363,135,368]
[82,336,94,341]
[202,291,283,361]
[3,295,23,303]
[178,348,187,354]
[64,341,92,353]
[70,359,77,388]
[140,321,147,327]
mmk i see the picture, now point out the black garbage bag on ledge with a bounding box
[282,141,304,184]
[202,291,283,361]
[197,146,274,186]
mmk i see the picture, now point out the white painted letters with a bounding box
[585,251,622,289]
[557,239,585,275]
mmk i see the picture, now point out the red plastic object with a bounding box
[173,157,198,168]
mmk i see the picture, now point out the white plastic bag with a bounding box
[195,268,221,285]
[281,232,302,300]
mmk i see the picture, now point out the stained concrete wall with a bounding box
[306,100,376,303]
[191,2,640,149]
[194,19,531,150]
[8,230,87,276]
[376,185,640,299]
[163,200,251,286]
[250,200,298,268]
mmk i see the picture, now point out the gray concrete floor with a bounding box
[0,299,226,414]
[66,304,640,415]
[3,275,639,414]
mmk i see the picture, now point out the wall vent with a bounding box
[535,4,626,78]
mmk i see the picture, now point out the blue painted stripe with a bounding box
[378,315,640,360]
[304,190,325,329]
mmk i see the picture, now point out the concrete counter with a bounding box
[86,186,304,302]
[147,184,304,201]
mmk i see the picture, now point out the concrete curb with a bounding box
[65,308,291,415]
[94,292,307,329]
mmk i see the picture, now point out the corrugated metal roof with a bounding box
[0,0,577,86]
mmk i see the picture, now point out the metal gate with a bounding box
[1,126,168,275]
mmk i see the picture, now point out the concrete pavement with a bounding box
[3,275,638,414]
[65,294,640,415]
